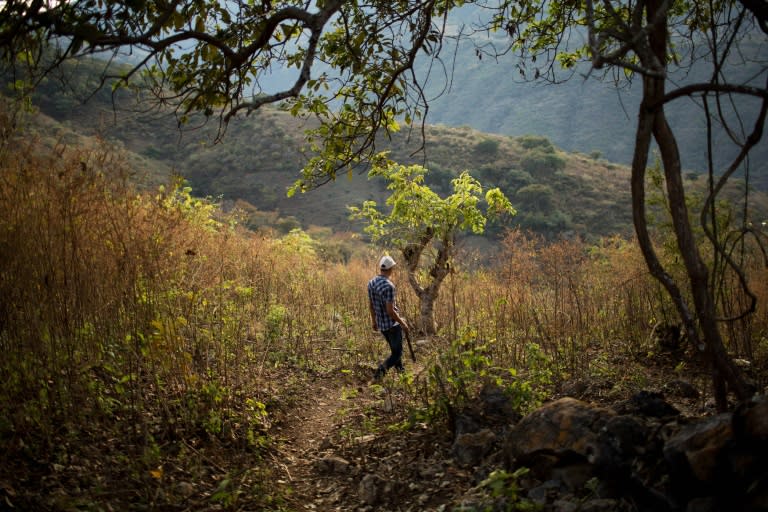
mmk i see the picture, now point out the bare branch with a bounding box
[660,82,768,106]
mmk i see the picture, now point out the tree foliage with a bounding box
[349,163,514,333]
[0,0,464,188]
[352,164,513,244]
[478,0,766,407]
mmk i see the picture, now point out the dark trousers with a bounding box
[380,325,404,373]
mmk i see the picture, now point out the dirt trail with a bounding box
[269,363,467,512]
[272,367,376,511]
[278,379,344,500]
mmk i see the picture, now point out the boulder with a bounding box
[664,412,731,484]
[358,473,387,506]
[663,395,768,510]
[452,429,497,468]
[314,455,352,475]
[614,390,680,418]
[506,397,616,464]
[504,397,673,510]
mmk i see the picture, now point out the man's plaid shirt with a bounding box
[368,274,398,332]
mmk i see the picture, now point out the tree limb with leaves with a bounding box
[0,0,458,186]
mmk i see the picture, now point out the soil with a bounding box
[270,362,473,512]
[264,351,730,512]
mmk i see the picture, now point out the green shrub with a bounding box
[275,216,302,234]
[520,149,565,177]
[515,183,555,213]
[424,329,553,427]
[478,166,534,194]
[317,239,353,264]
[517,135,554,152]
[515,210,572,234]
[474,138,500,157]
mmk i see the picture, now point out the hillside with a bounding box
[2,118,766,510]
[413,13,768,192]
[8,56,768,240]
[19,95,635,238]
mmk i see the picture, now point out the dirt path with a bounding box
[277,378,347,507]
[271,366,377,511]
[268,363,472,512]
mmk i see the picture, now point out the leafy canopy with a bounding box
[349,163,514,248]
[0,0,465,189]
[1,0,764,192]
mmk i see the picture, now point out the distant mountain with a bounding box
[412,18,768,191]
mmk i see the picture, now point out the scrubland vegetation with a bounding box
[1,104,767,509]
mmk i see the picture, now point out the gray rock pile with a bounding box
[451,386,768,511]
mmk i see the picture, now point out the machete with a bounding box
[405,327,416,362]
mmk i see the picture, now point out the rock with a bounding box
[733,395,768,440]
[506,398,616,464]
[176,481,195,498]
[505,397,674,511]
[600,415,649,457]
[358,473,385,505]
[504,398,617,491]
[745,473,768,512]
[527,479,563,504]
[453,412,482,437]
[728,396,768,511]
[479,382,521,423]
[664,413,732,485]
[452,429,496,468]
[314,455,351,475]
[552,498,580,512]
[614,390,679,418]
[452,382,521,438]
[578,498,624,511]
[551,460,594,491]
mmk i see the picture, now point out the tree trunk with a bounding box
[631,0,752,410]
[416,287,439,336]
[401,231,453,336]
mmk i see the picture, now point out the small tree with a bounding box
[350,163,515,335]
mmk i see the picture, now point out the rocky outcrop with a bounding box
[452,391,768,511]
[292,372,765,512]
[664,397,768,511]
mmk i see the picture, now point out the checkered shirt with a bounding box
[368,274,398,332]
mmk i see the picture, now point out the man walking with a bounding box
[368,255,410,380]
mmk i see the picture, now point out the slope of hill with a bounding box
[7,56,767,241]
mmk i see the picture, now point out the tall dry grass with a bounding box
[0,111,378,456]
[418,227,768,398]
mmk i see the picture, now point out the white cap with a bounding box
[379,255,396,270]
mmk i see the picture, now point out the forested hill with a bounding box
[7,56,768,240]
[410,11,768,192]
